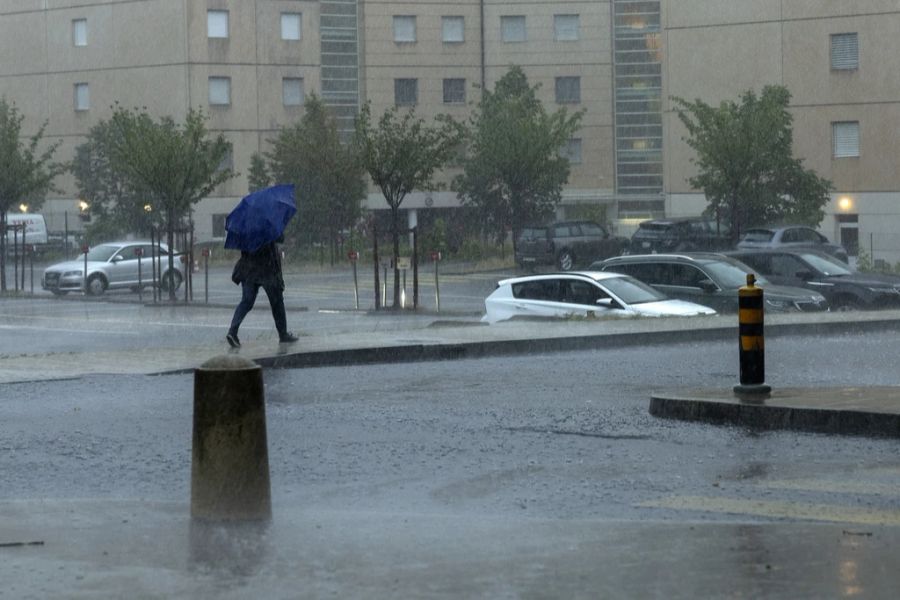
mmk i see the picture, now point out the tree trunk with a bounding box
[391,205,401,308]
[0,212,7,292]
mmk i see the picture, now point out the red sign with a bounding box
[201,248,211,257]
[134,248,143,257]
[430,251,442,261]
[81,244,89,254]
[348,250,359,261]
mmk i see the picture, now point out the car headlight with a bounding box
[63,270,82,277]
[765,298,791,310]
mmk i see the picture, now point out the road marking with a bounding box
[0,324,141,336]
[761,478,900,496]
[638,495,900,526]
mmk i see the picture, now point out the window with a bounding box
[208,77,231,106]
[394,78,418,106]
[283,77,304,106]
[501,16,526,42]
[72,19,87,47]
[281,13,302,41]
[74,83,89,111]
[561,138,583,164]
[207,10,229,39]
[554,14,579,41]
[212,214,228,238]
[555,76,581,103]
[442,78,466,104]
[832,121,859,157]
[393,16,416,43]
[442,16,464,42]
[831,33,858,70]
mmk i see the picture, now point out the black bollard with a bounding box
[733,273,771,398]
[192,355,272,521]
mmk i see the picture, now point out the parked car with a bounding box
[736,225,849,263]
[515,221,628,271]
[42,241,184,296]
[627,216,731,255]
[727,249,900,311]
[482,271,716,324]
[593,253,829,313]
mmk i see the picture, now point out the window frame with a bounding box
[832,121,859,158]
[561,138,583,164]
[442,16,465,43]
[442,78,466,104]
[500,15,526,43]
[555,76,581,104]
[393,15,417,43]
[74,82,90,111]
[282,77,305,107]
[830,32,859,71]
[72,18,88,47]
[208,76,232,107]
[207,10,229,39]
[554,14,579,42]
[394,78,418,106]
[281,12,302,41]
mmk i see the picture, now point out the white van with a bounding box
[4,213,49,248]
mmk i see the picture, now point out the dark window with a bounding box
[442,78,466,104]
[512,279,561,301]
[212,213,228,237]
[563,280,606,305]
[394,78,418,106]
[555,76,581,103]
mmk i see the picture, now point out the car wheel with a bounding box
[557,250,575,271]
[835,297,863,312]
[160,270,182,292]
[86,274,107,296]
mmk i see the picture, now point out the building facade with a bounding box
[2,1,899,263]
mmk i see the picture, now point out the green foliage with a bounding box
[672,85,833,242]
[263,95,365,252]
[247,152,271,192]
[855,246,874,272]
[0,97,64,290]
[104,104,234,299]
[71,119,157,238]
[454,65,584,246]
[354,102,464,306]
[566,203,608,227]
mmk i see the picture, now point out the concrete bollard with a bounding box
[733,273,771,399]
[191,355,272,521]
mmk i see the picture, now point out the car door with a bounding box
[510,278,567,318]
[108,245,141,287]
[655,263,732,312]
[763,253,810,287]
[560,278,617,317]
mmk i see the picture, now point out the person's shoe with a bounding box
[226,332,241,348]
[279,332,299,344]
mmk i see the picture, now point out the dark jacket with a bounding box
[231,242,284,290]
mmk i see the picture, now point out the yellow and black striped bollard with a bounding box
[734,273,771,397]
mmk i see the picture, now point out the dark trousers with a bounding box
[229,281,287,338]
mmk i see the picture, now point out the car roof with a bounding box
[497,271,626,286]
[637,216,712,226]
[601,252,733,264]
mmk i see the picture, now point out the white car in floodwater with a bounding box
[482,271,716,324]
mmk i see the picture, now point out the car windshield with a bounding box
[741,230,775,242]
[799,252,853,276]
[601,275,668,304]
[704,260,771,288]
[82,244,120,262]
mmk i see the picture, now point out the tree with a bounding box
[354,103,464,307]
[247,152,271,193]
[263,95,365,262]
[71,119,155,242]
[672,85,833,243]
[106,105,233,300]
[0,98,64,292]
[454,66,583,249]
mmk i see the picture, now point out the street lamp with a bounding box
[78,199,91,222]
[838,196,854,212]
[18,203,28,213]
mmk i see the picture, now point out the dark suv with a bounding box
[515,221,628,271]
[627,217,731,255]
[593,253,829,313]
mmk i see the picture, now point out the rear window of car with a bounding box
[741,230,774,242]
[518,228,546,241]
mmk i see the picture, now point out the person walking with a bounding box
[226,236,298,348]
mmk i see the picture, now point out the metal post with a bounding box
[204,248,210,305]
[412,227,418,309]
[373,224,380,310]
[29,245,33,294]
[13,226,19,292]
[734,273,771,398]
[383,264,388,308]
[20,228,26,291]
[83,245,89,295]
[64,211,69,260]
[137,252,143,303]
[150,228,158,303]
[352,256,359,310]
[434,254,441,313]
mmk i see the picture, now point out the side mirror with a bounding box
[111,255,124,263]
[698,279,718,293]
[596,297,620,309]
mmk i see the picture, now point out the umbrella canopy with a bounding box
[224,184,296,253]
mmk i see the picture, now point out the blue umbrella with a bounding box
[224,184,297,253]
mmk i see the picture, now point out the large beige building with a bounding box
[2,1,899,262]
